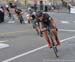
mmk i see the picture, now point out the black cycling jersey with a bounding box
[15,8,22,15]
[35,13,56,31]
[6,7,10,12]
[35,13,53,27]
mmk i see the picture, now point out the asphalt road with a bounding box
[0,12,75,62]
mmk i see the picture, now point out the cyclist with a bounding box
[15,8,24,24]
[35,11,60,48]
[27,7,34,24]
[26,11,40,35]
[5,5,12,19]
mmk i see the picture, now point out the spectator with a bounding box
[0,8,4,23]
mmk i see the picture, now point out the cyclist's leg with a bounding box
[39,23,52,48]
[51,28,60,45]
[35,25,41,35]
[19,15,24,24]
[21,16,24,23]
[28,16,32,24]
[42,27,52,48]
[35,23,52,48]
[19,16,22,24]
[32,20,35,28]
[8,12,12,18]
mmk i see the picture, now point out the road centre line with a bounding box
[2,36,75,62]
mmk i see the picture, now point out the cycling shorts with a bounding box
[35,21,54,30]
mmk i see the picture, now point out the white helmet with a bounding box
[32,12,36,15]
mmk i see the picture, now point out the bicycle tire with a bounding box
[49,31,59,58]
[53,46,59,58]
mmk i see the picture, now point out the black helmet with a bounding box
[36,11,43,18]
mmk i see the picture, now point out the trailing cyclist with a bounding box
[5,5,12,19]
[26,11,39,35]
[27,7,34,24]
[15,8,24,24]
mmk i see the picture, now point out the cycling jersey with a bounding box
[35,13,54,29]
[15,8,22,16]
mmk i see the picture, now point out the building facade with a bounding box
[1,0,75,6]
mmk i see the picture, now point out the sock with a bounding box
[55,35,60,44]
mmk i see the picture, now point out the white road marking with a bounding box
[8,21,15,23]
[0,40,9,49]
[73,21,75,23]
[0,40,8,43]
[2,36,75,62]
[0,43,9,49]
[61,21,69,24]
[59,29,75,32]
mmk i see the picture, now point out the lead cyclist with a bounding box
[35,11,60,48]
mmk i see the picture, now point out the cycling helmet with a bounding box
[32,12,36,15]
[36,11,43,18]
[28,7,34,14]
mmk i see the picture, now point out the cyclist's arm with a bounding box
[49,17,56,28]
[36,26,40,32]
[20,12,23,15]
[35,21,41,32]
[26,14,32,23]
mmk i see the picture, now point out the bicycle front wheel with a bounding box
[49,31,59,58]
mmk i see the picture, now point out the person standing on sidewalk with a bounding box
[0,7,4,23]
